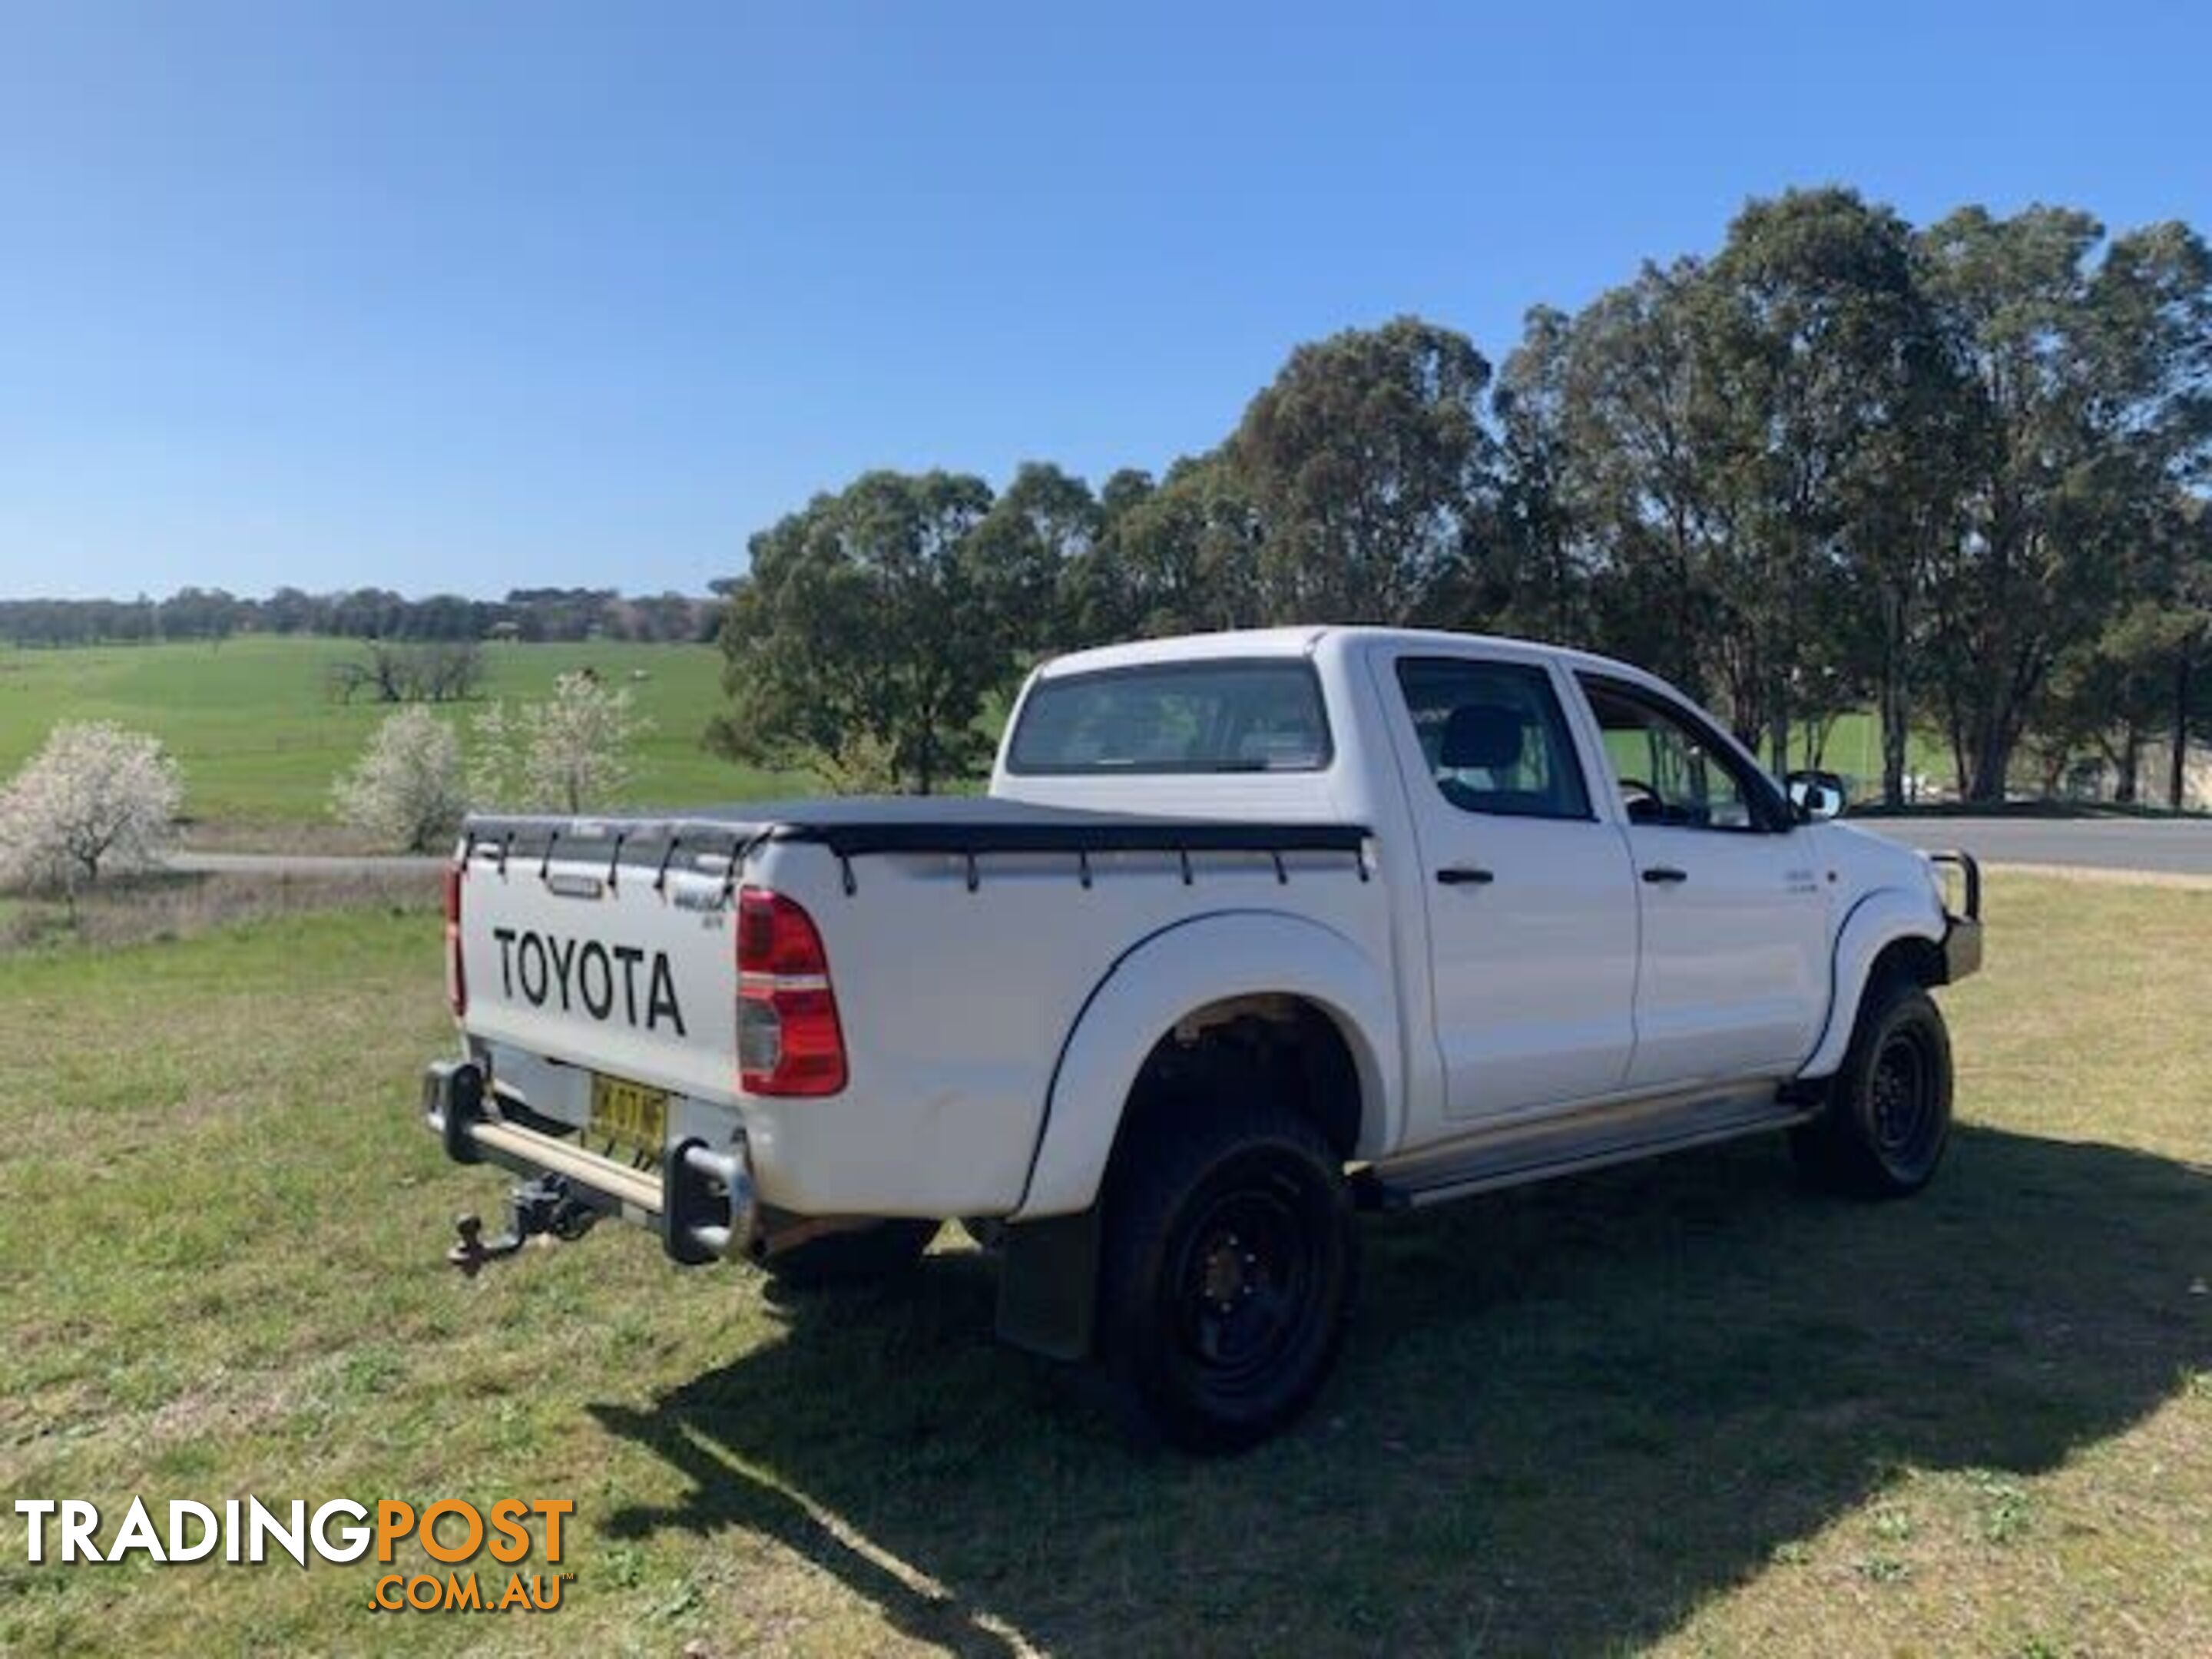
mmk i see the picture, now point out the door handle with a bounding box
[1641,866,1689,885]
[1435,866,1495,886]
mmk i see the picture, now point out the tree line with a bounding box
[0,587,720,647]
[719,188,2212,806]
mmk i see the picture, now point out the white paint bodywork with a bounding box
[454,627,1957,1224]
[1794,823,1953,1077]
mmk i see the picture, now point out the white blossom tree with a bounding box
[470,671,650,813]
[330,707,467,852]
[0,721,184,897]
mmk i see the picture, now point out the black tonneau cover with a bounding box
[461,796,1369,873]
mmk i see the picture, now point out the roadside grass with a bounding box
[0,868,439,952]
[1,874,2206,1655]
[0,636,801,835]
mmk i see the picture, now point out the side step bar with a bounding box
[1355,1084,1816,1212]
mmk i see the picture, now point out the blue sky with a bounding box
[0,1,2204,601]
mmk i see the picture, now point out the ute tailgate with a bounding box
[455,820,754,1104]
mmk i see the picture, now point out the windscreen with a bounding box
[1006,660,1332,774]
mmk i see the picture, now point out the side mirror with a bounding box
[1786,769,1848,823]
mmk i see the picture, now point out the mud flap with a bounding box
[995,1207,1101,1361]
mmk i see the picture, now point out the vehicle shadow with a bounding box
[588,1126,2211,1655]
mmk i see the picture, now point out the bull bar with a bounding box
[1927,849,1983,982]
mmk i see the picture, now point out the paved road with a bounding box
[176,818,2212,879]
[1858,816,2212,876]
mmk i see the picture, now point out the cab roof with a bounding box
[1033,626,1667,693]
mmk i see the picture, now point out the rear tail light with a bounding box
[737,886,847,1096]
[443,860,467,1018]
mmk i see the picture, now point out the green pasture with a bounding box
[0,636,797,830]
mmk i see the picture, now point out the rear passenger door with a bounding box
[1377,651,1641,1121]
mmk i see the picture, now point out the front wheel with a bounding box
[1792,978,1953,1197]
[1098,1098,1356,1452]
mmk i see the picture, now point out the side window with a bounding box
[1581,680,1765,831]
[1395,657,1592,821]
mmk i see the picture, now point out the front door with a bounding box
[1576,676,1834,1089]
[1379,651,1641,1121]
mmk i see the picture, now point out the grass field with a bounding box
[0,636,800,833]
[2,873,2206,1655]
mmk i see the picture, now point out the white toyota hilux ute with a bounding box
[423,627,1981,1449]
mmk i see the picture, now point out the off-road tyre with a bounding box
[1097,1094,1357,1453]
[1792,976,1953,1198]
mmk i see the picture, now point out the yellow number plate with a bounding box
[588,1074,668,1158]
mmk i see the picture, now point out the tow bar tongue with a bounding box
[445,1175,598,1277]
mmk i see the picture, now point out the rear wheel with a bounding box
[760,1218,940,1289]
[1793,976,1953,1197]
[1098,1094,1356,1452]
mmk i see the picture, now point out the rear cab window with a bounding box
[1006,660,1332,775]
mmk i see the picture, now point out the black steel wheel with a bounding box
[1869,1022,1942,1170]
[1793,976,1953,1198]
[1098,1094,1356,1452]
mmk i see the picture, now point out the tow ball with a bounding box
[446,1175,598,1277]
